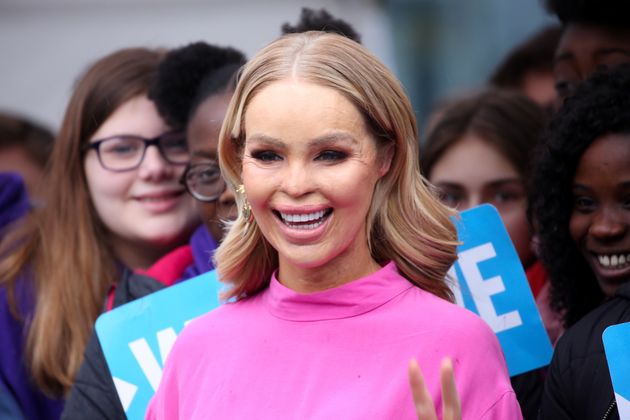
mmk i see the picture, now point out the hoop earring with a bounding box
[236,184,254,229]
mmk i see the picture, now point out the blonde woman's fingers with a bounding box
[408,358,438,420]
[440,357,461,420]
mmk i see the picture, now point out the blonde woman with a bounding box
[148,32,520,419]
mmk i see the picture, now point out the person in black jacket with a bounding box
[530,65,630,419]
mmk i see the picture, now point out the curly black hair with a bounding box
[149,42,246,131]
[281,7,361,44]
[544,0,630,28]
[529,64,630,327]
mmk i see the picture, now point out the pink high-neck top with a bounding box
[147,262,522,419]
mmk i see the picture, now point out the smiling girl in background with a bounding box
[0,48,198,419]
[533,65,630,419]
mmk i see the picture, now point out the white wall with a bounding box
[0,0,395,131]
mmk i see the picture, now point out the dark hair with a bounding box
[529,64,630,327]
[0,112,54,168]
[421,89,546,180]
[490,25,562,89]
[149,42,246,131]
[544,0,630,28]
[281,7,361,43]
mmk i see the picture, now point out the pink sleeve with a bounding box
[144,397,157,420]
[479,391,523,420]
[144,347,181,420]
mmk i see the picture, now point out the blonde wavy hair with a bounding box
[215,32,458,302]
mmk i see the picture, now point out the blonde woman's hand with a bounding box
[408,357,461,420]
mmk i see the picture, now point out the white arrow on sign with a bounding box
[113,376,138,412]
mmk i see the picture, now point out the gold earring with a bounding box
[237,184,254,226]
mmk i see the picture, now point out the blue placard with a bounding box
[95,270,224,420]
[449,204,553,376]
[603,322,630,420]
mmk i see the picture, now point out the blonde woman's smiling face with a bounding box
[241,80,389,292]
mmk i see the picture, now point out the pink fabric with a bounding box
[147,263,522,419]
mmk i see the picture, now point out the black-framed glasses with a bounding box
[180,161,226,202]
[84,131,189,172]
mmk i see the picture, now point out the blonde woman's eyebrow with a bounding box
[308,132,359,147]
[246,134,285,149]
[246,131,359,148]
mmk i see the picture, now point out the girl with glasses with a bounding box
[60,42,247,419]
[0,47,199,419]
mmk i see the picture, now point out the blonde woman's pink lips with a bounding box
[273,207,333,243]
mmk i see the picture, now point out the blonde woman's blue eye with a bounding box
[317,150,346,161]
[252,150,282,161]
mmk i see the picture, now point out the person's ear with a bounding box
[378,143,394,178]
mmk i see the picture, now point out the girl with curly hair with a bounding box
[137,42,247,285]
[533,65,630,419]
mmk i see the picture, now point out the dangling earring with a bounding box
[236,184,254,230]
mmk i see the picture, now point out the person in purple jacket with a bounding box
[0,173,30,233]
[0,173,30,419]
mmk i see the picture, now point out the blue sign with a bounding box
[449,204,553,376]
[95,270,224,420]
[603,322,630,420]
